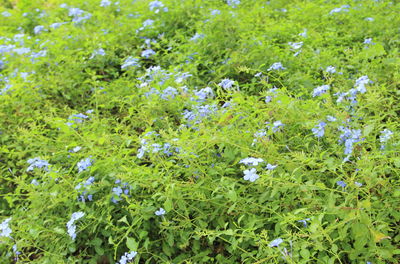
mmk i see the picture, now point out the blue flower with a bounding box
[66,212,84,240]
[27,157,50,172]
[121,57,139,70]
[313,85,330,97]
[336,181,347,188]
[100,0,112,7]
[312,122,327,138]
[363,38,373,45]
[117,251,137,264]
[240,157,264,166]
[288,41,303,50]
[269,238,283,247]
[379,129,393,149]
[354,75,371,94]
[111,180,130,203]
[210,9,221,16]
[326,66,336,74]
[2,11,11,17]
[218,78,235,89]
[338,127,362,155]
[227,0,240,8]
[354,182,363,187]
[160,87,178,100]
[149,1,165,13]
[243,168,259,182]
[90,48,105,59]
[326,115,337,122]
[141,49,156,58]
[190,33,205,42]
[268,62,285,71]
[272,120,284,132]
[155,207,166,216]
[0,218,12,238]
[142,19,154,27]
[329,5,349,14]
[266,164,277,170]
[297,218,311,227]
[34,25,45,35]
[77,157,93,173]
[194,87,214,102]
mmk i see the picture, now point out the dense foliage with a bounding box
[0,0,399,263]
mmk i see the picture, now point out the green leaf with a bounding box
[126,237,138,251]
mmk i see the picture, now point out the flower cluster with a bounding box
[27,157,49,172]
[66,110,93,127]
[312,122,327,138]
[77,157,93,173]
[75,176,95,202]
[149,1,168,13]
[338,126,362,155]
[66,212,84,240]
[379,129,393,150]
[111,180,130,204]
[313,85,330,97]
[0,218,12,238]
[121,57,140,70]
[117,251,137,264]
[268,62,285,71]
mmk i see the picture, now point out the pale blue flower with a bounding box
[141,49,156,58]
[354,75,371,94]
[155,207,166,216]
[90,48,105,59]
[363,38,373,45]
[227,0,240,8]
[266,164,277,170]
[326,66,336,74]
[312,122,327,138]
[338,127,362,155]
[379,129,393,149]
[190,33,205,42]
[268,62,285,71]
[326,115,337,122]
[67,212,84,240]
[160,87,178,100]
[194,87,214,102]
[355,182,363,187]
[336,181,346,188]
[329,5,349,14]
[2,11,11,17]
[297,218,310,227]
[69,146,82,153]
[27,157,49,172]
[121,57,139,70]
[269,238,283,247]
[211,9,221,16]
[218,78,235,89]
[365,17,374,21]
[100,0,112,7]
[0,218,12,238]
[117,251,137,264]
[143,19,154,27]
[299,29,307,37]
[313,85,330,97]
[288,41,303,50]
[34,25,45,35]
[272,121,284,132]
[77,157,93,173]
[149,1,164,13]
[240,157,264,166]
[243,168,259,182]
